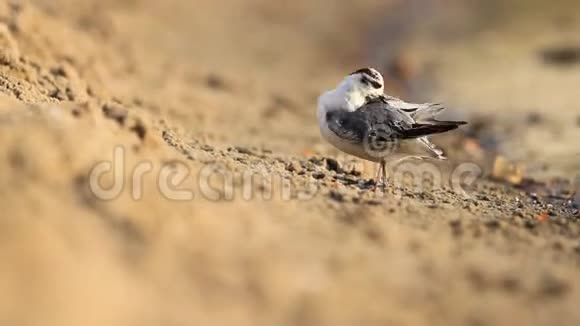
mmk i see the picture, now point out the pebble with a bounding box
[312,172,326,180]
[524,220,537,229]
[526,112,542,125]
[234,146,254,155]
[325,158,342,173]
[285,161,301,173]
[484,220,501,229]
[329,190,344,202]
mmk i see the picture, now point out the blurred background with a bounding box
[0,0,579,325]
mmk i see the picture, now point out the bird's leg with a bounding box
[375,163,383,186]
[374,160,388,190]
[380,159,387,190]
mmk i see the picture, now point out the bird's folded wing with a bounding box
[325,110,367,143]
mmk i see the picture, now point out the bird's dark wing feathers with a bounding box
[361,102,466,139]
[327,101,466,143]
[326,110,368,143]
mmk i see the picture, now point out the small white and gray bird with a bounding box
[318,67,467,187]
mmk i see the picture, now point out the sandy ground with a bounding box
[0,1,579,325]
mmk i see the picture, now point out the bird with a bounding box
[317,67,467,187]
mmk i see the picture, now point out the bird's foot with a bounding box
[372,175,389,191]
[376,180,388,191]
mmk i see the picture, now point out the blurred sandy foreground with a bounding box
[0,1,580,326]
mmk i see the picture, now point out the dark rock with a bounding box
[312,172,326,180]
[499,277,521,293]
[365,200,381,206]
[524,220,537,229]
[329,190,344,202]
[325,158,342,173]
[205,74,229,90]
[537,275,570,298]
[541,46,580,66]
[552,241,564,251]
[130,122,147,141]
[357,179,376,190]
[102,103,128,125]
[484,220,500,229]
[285,161,301,173]
[526,112,542,125]
[235,146,254,155]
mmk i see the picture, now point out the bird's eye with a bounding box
[361,76,382,89]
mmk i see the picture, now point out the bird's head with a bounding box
[341,67,384,97]
[328,67,384,110]
[318,67,385,114]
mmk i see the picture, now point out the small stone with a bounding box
[205,74,229,90]
[484,220,500,229]
[524,220,536,229]
[526,112,542,125]
[234,146,254,155]
[329,190,344,202]
[449,220,463,236]
[537,275,570,298]
[365,200,381,206]
[285,161,300,173]
[312,172,326,180]
[325,158,342,173]
[357,179,375,190]
[102,103,128,125]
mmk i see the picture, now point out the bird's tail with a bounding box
[403,103,447,123]
[401,120,467,139]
